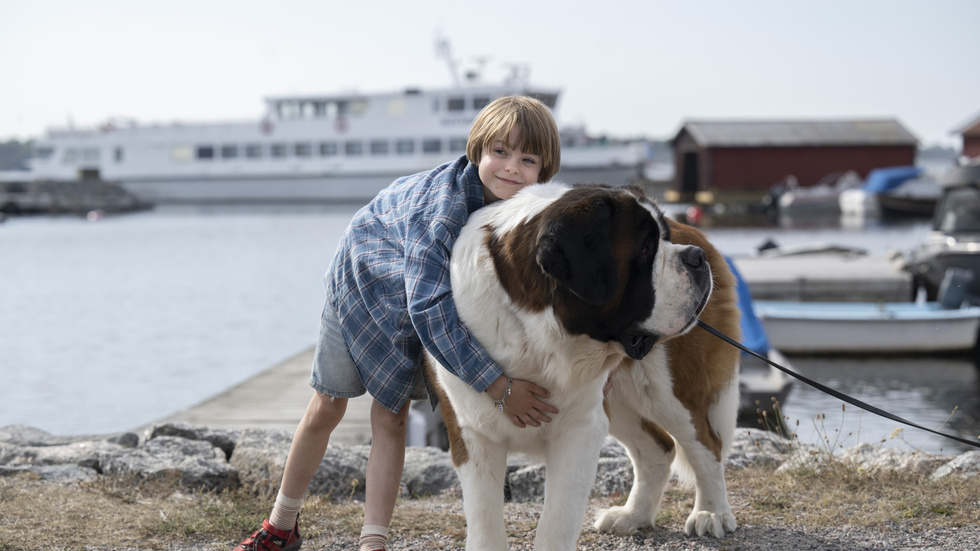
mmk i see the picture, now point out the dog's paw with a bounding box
[684,509,737,538]
[593,506,653,534]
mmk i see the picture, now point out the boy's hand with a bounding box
[487,376,559,428]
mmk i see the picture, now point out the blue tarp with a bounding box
[725,256,769,356]
[862,165,923,194]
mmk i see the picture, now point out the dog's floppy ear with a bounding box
[536,198,618,305]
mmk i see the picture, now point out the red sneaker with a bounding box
[233,518,302,551]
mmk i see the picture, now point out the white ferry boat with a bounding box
[23,75,648,204]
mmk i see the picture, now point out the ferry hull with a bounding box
[118,165,644,204]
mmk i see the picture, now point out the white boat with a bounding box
[774,171,862,213]
[753,300,980,354]
[18,65,647,204]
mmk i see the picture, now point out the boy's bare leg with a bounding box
[274,392,348,520]
[361,398,411,547]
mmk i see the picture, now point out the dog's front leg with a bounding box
[533,421,606,551]
[457,432,509,551]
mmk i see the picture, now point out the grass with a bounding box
[2,452,978,550]
[3,401,976,549]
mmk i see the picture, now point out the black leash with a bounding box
[697,319,980,450]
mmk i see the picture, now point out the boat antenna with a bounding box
[502,63,530,87]
[435,34,461,87]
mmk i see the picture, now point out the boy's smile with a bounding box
[479,128,543,203]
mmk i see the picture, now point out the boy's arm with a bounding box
[405,220,558,426]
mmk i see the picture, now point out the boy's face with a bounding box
[479,128,543,204]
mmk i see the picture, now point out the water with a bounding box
[748,356,979,455]
[1,206,976,454]
[0,204,359,435]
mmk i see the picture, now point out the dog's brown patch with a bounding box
[422,356,469,467]
[640,418,676,454]
[663,219,740,461]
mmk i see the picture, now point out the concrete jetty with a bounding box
[156,348,373,445]
[155,253,912,442]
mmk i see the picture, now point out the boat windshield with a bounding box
[935,185,980,233]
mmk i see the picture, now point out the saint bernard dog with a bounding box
[424,182,740,550]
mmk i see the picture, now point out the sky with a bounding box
[1,0,977,148]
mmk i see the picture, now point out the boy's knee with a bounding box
[305,392,347,431]
[370,400,410,434]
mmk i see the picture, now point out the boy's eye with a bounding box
[523,157,537,164]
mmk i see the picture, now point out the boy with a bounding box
[234,95,563,551]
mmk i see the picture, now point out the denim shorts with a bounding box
[308,298,427,403]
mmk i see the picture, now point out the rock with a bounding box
[728,428,809,469]
[592,457,633,498]
[0,439,127,471]
[227,428,294,496]
[145,422,241,460]
[402,446,458,497]
[0,424,137,448]
[838,443,951,475]
[931,450,980,480]
[508,464,545,502]
[229,428,370,500]
[101,436,238,492]
[0,464,99,483]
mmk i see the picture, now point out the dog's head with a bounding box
[488,184,712,360]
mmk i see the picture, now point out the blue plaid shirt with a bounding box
[327,156,503,413]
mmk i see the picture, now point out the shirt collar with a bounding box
[459,157,486,213]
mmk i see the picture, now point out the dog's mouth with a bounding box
[619,330,658,360]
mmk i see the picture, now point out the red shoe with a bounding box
[233,518,302,551]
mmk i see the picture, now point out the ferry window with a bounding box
[370,140,389,155]
[196,146,215,160]
[422,139,442,154]
[295,143,312,157]
[245,144,263,158]
[319,142,338,156]
[114,147,124,163]
[344,141,363,156]
[473,96,491,110]
[33,146,54,160]
[447,97,465,112]
[82,148,100,162]
[449,137,467,153]
[221,145,238,159]
[271,143,288,158]
[349,99,369,115]
[395,139,415,155]
[172,145,193,161]
[63,149,77,164]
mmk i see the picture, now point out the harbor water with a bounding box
[1,205,977,454]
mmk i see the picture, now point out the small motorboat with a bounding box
[753,268,980,355]
[839,165,936,218]
[903,160,980,301]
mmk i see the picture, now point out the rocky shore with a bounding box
[3,423,978,496]
[2,423,979,550]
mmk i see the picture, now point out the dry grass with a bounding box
[2,454,978,550]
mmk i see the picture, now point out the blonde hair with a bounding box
[466,95,562,183]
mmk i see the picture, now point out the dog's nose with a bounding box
[681,247,705,268]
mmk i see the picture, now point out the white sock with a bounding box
[268,490,303,532]
[359,524,389,551]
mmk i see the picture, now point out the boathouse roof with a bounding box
[674,119,919,148]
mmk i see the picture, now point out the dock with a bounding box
[154,253,911,440]
[155,347,373,445]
